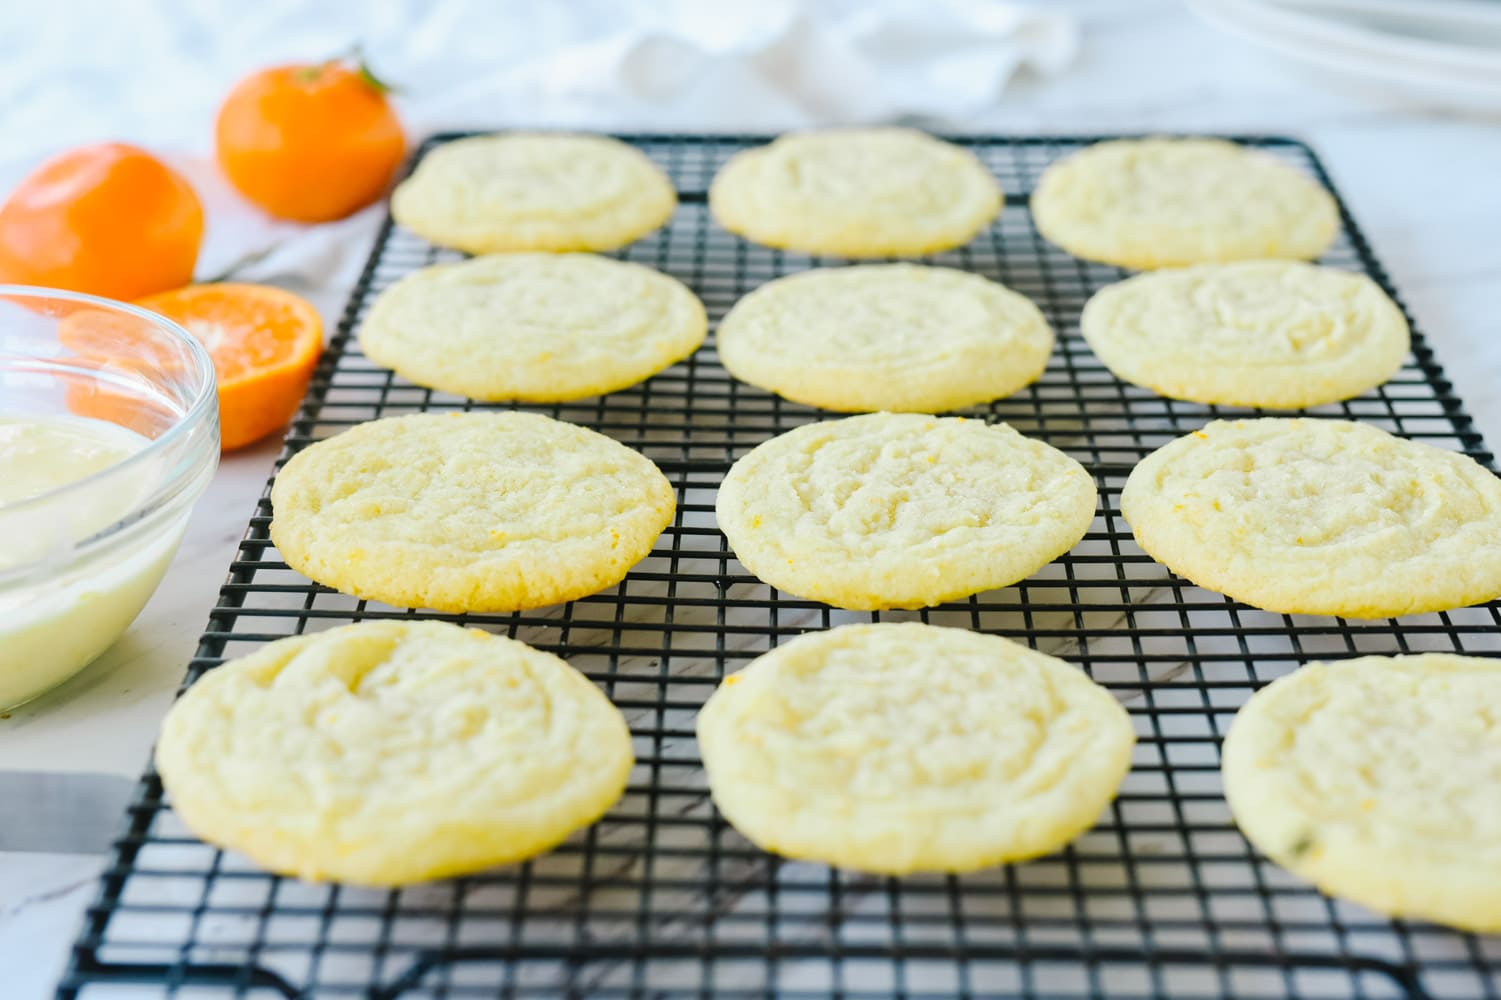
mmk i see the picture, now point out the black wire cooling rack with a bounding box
[59,134,1501,1000]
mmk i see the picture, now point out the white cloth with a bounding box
[0,0,1077,307]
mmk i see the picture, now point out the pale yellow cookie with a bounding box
[156,621,633,886]
[698,622,1134,874]
[1032,138,1339,269]
[1223,654,1501,932]
[716,414,1096,610]
[270,412,675,612]
[360,253,706,402]
[1121,419,1501,618]
[709,128,1002,257]
[716,264,1052,412]
[1081,262,1409,408]
[391,133,676,253]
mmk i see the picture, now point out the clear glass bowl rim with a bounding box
[0,283,218,539]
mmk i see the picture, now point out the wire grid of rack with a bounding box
[58,134,1501,1000]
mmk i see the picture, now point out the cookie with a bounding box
[716,413,1096,610]
[1081,261,1408,408]
[360,253,706,402]
[156,621,633,886]
[1031,138,1339,269]
[708,128,1002,257]
[270,412,675,612]
[1222,653,1501,932]
[697,622,1134,874]
[391,133,676,253]
[716,264,1052,412]
[1121,418,1501,618]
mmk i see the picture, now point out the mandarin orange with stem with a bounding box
[216,52,405,223]
[0,143,203,300]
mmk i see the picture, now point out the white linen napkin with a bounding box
[0,0,1079,310]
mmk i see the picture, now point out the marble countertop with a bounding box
[4,3,1500,997]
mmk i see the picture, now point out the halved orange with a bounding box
[134,283,323,450]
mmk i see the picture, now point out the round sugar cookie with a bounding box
[1081,261,1408,408]
[270,412,675,612]
[708,128,1002,257]
[1031,138,1339,269]
[697,622,1135,874]
[391,133,676,253]
[1121,418,1501,618]
[716,413,1096,610]
[360,253,706,402]
[156,621,634,886]
[1222,654,1501,932]
[716,264,1052,412]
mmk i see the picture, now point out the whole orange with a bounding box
[216,56,405,223]
[0,143,203,301]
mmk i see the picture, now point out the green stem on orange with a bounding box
[294,43,403,95]
[356,56,400,95]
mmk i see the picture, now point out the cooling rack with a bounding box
[58,134,1501,999]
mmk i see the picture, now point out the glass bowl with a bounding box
[0,286,219,710]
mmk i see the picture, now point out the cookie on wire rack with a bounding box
[360,253,706,402]
[716,263,1052,412]
[156,621,634,886]
[1080,261,1408,408]
[391,132,676,253]
[698,622,1135,874]
[1121,418,1501,618]
[1031,137,1339,269]
[716,413,1096,610]
[709,128,1002,257]
[1222,653,1501,932]
[270,412,675,613]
